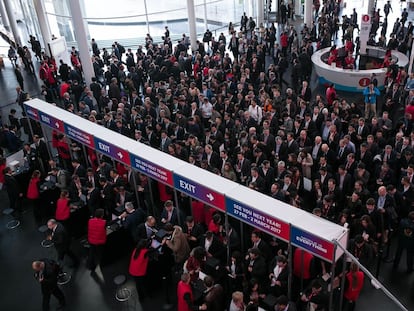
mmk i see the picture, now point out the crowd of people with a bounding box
[1,1,414,310]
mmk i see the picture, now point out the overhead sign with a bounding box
[291,225,335,261]
[94,137,131,165]
[24,105,39,121]
[226,197,290,241]
[64,123,95,149]
[173,174,225,211]
[38,111,64,132]
[130,153,173,186]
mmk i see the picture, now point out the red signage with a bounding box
[359,78,370,87]
[362,14,370,22]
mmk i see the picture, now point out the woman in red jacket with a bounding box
[55,190,71,227]
[343,262,364,311]
[87,209,107,271]
[129,239,150,302]
[27,170,42,226]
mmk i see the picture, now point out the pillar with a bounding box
[187,0,198,52]
[143,0,150,35]
[33,0,52,56]
[3,0,22,46]
[203,0,208,31]
[409,41,414,74]
[0,0,10,30]
[368,0,375,15]
[258,0,264,25]
[67,0,94,85]
[304,0,313,26]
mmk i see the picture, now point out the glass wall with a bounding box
[42,0,246,49]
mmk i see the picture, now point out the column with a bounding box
[33,0,52,56]
[187,0,198,52]
[203,0,208,31]
[0,0,10,30]
[408,41,414,74]
[258,0,264,25]
[67,0,94,85]
[3,0,22,46]
[143,0,150,34]
[368,0,375,15]
[304,0,313,26]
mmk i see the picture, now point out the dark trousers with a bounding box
[393,242,414,271]
[134,276,149,301]
[343,299,356,311]
[88,244,104,270]
[56,246,79,267]
[42,284,65,311]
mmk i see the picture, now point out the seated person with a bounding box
[344,52,355,69]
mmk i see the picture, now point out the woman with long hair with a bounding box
[343,262,364,311]
[129,239,151,302]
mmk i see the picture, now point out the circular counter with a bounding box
[311,46,409,92]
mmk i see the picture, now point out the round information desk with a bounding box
[312,46,409,92]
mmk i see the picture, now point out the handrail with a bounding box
[334,241,409,311]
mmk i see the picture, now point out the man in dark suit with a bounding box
[99,177,115,217]
[356,142,373,172]
[32,259,66,311]
[3,167,23,211]
[299,80,312,102]
[250,231,271,261]
[115,186,134,211]
[32,134,50,174]
[86,181,101,216]
[71,159,86,180]
[118,202,146,239]
[259,160,275,193]
[273,136,289,163]
[200,231,227,263]
[286,132,299,155]
[182,216,205,249]
[235,152,251,184]
[245,247,267,284]
[336,165,354,200]
[135,216,157,241]
[268,255,289,297]
[248,167,266,193]
[47,219,79,267]
[202,144,221,170]
[336,139,351,168]
[160,200,183,226]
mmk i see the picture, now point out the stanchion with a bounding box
[3,208,20,229]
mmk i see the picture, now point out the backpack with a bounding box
[118,44,125,54]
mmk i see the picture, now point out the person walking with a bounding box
[393,211,414,272]
[46,219,79,267]
[32,259,66,311]
[14,65,24,90]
